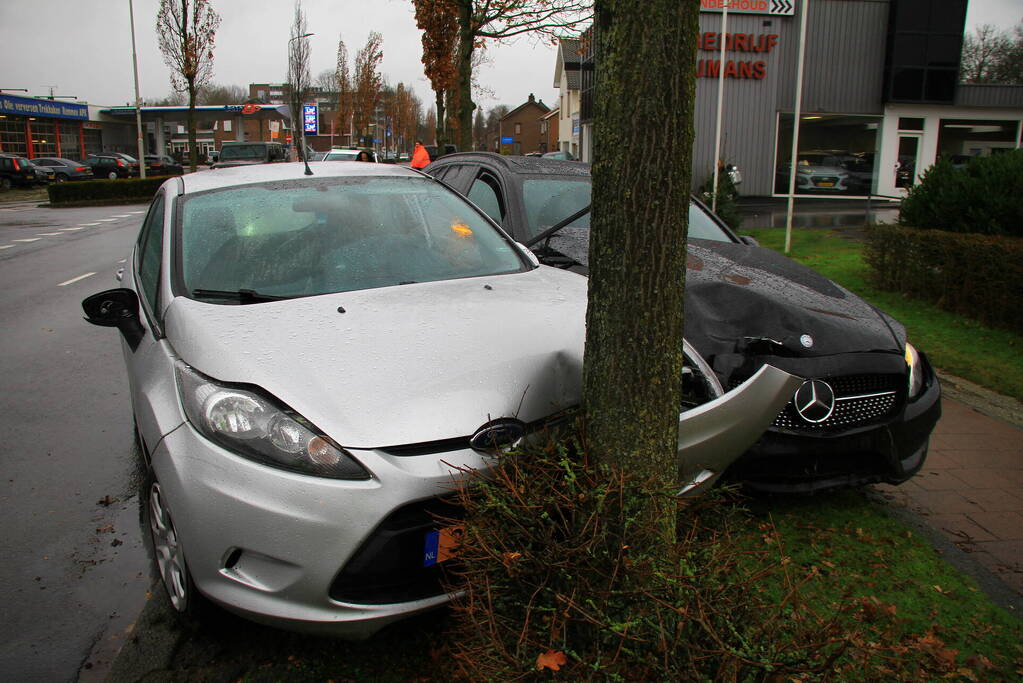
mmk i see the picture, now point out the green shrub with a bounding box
[47,176,168,205]
[445,437,847,681]
[697,165,742,230]
[865,223,1023,334]
[898,150,1023,236]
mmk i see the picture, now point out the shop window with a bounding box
[937,119,1020,163]
[774,113,882,197]
[30,120,57,157]
[0,118,27,155]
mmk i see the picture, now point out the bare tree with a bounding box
[352,32,384,148]
[287,0,313,160]
[961,24,1012,83]
[156,0,221,171]
[198,82,246,104]
[335,38,354,146]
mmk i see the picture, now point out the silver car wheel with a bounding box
[148,481,190,612]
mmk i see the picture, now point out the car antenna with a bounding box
[303,151,313,176]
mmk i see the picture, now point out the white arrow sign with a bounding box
[700,0,795,16]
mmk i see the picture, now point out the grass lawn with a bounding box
[742,227,1023,402]
[0,187,48,204]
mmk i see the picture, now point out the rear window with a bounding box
[177,177,526,301]
[220,145,269,161]
[323,150,360,162]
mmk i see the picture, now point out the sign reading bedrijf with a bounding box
[701,0,794,16]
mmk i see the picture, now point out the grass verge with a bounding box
[0,187,48,204]
[742,227,1023,402]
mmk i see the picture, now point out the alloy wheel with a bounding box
[148,481,190,612]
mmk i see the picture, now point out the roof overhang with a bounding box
[100,104,291,123]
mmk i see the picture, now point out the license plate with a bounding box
[817,181,834,187]
[423,525,464,567]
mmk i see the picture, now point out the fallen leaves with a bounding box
[536,650,567,671]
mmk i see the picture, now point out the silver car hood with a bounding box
[164,269,587,449]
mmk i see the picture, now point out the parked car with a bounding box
[0,154,40,189]
[322,147,377,162]
[426,152,941,493]
[24,159,55,185]
[84,154,138,179]
[542,150,576,161]
[425,143,457,162]
[775,152,850,193]
[212,142,287,168]
[307,151,327,161]
[31,157,95,182]
[81,162,798,636]
[145,154,184,176]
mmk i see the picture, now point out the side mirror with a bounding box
[82,288,146,351]
[739,235,759,247]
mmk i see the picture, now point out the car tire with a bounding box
[0,177,10,191]
[55,173,69,183]
[143,466,205,619]
[107,171,118,180]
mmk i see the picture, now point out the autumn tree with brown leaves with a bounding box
[352,32,384,147]
[333,39,355,145]
[156,0,221,171]
[412,0,590,151]
[413,0,458,149]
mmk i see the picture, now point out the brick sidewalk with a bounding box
[875,398,1023,595]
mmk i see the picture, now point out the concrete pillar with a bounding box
[235,117,245,142]
[155,117,166,156]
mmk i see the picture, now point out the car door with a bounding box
[465,169,509,230]
[122,188,184,452]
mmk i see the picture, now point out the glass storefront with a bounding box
[30,120,58,157]
[937,118,1020,164]
[775,114,882,196]
[0,117,27,155]
[0,115,86,159]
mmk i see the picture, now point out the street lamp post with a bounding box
[128,0,146,178]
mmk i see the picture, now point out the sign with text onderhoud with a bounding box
[0,94,89,121]
[302,104,318,135]
[701,0,794,16]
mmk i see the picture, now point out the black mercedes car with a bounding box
[424,153,941,493]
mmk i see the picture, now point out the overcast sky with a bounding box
[1,0,1020,112]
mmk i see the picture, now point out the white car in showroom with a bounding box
[82,162,798,637]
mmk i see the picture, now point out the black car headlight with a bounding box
[175,361,370,480]
[905,343,924,399]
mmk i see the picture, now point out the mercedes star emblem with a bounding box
[793,379,835,423]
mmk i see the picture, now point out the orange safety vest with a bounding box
[411,145,431,169]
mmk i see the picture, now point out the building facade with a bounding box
[497,94,551,155]
[570,0,1023,197]
[554,39,583,158]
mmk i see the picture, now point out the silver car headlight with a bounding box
[175,361,370,480]
[905,343,924,399]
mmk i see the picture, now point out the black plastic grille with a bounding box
[770,373,903,432]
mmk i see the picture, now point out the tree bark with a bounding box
[583,0,700,492]
[455,0,475,151]
[187,79,198,172]
[434,88,445,148]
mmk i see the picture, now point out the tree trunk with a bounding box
[434,89,446,148]
[455,0,475,151]
[582,0,700,533]
[187,80,198,172]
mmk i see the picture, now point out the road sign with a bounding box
[500,136,514,144]
[700,0,794,16]
[302,104,318,135]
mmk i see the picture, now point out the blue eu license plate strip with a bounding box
[423,530,440,567]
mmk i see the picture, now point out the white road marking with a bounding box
[0,245,14,250]
[127,211,145,214]
[37,232,63,236]
[80,222,100,226]
[13,238,40,242]
[60,227,83,231]
[118,259,127,263]
[111,214,132,218]
[58,272,96,287]
[95,219,117,223]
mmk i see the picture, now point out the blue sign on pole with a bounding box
[0,94,88,121]
[500,136,514,144]
[302,104,318,135]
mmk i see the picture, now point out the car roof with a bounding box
[430,152,590,177]
[178,160,426,194]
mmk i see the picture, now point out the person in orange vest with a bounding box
[410,140,431,169]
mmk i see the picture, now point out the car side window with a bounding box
[136,194,166,316]
[467,173,505,224]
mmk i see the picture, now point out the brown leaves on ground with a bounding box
[536,649,567,671]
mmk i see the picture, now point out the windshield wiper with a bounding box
[192,288,294,303]
[524,204,591,248]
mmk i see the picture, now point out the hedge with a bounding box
[898,150,1023,237]
[865,223,1023,334]
[47,176,171,205]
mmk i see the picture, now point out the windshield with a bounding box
[219,145,268,161]
[521,177,733,243]
[177,177,526,301]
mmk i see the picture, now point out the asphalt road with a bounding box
[0,201,152,682]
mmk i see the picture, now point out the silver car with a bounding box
[82,162,798,637]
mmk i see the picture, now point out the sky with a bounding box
[0,0,1020,112]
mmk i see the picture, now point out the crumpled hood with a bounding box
[164,269,586,448]
[684,240,904,369]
